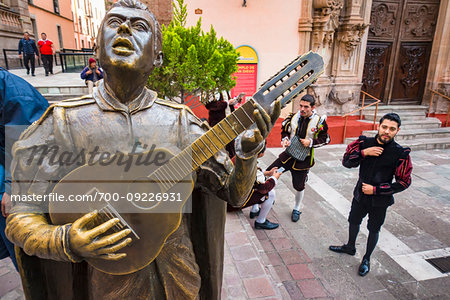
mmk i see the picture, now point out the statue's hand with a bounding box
[69,210,132,261]
[241,100,281,153]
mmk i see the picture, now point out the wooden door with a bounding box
[362,0,440,104]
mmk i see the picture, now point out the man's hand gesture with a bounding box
[1,193,12,218]
[300,138,311,147]
[362,146,383,157]
[362,183,374,195]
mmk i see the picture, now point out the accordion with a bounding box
[285,136,310,161]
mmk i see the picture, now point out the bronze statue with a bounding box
[6,0,280,299]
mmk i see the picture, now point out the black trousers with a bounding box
[348,198,388,232]
[41,54,53,74]
[23,54,35,74]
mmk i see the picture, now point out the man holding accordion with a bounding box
[266,94,330,222]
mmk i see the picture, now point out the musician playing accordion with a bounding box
[266,94,330,222]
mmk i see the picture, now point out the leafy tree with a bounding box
[147,0,238,103]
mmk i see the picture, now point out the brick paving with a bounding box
[1,143,449,299]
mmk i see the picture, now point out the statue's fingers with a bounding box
[254,102,271,127]
[87,218,120,239]
[97,253,127,261]
[95,237,132,255]
[91,228,131,249]
[254,110,268,137]
[254,129,263,142]
[73,210,98,229]
[271,100,281,125]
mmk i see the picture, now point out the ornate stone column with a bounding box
[309,0,371,115]
[298,0,313,55]
[328,0,369,114]
[425,0,450,113]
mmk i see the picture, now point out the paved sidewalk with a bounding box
[9,67,85,87]
[1,146,449,299]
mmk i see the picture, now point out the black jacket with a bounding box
[343,135,412,207]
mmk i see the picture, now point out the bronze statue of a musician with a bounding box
[6,0,280,299]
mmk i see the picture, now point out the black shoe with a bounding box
[255,219,279,230]
[32,74,35,76]
[45,73,48,76]
[291,209,301,222]
[358,258,370,276]
[249,209,260,219]
[329,244,356,256]
[50,71,53,74]
[26,70,30,75]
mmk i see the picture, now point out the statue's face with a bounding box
[99,6,157,74]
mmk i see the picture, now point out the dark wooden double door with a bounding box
[362,0,440,104]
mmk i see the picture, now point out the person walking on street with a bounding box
[80,58,103,94]
[329,113,412,277]
[266,94,330,222]
[37,33,55,76]
[18,32,39,76]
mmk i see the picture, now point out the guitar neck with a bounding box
[152,100,255,192]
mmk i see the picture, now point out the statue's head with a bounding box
[97,0,163,77]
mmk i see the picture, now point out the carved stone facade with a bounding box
[295,0,371,115]
[294,0,450,115]
[0,0,33,68]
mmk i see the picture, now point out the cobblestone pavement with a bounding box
[1,83,448,299]
[223,145,450,299]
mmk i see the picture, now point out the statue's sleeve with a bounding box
[185,110,257,207]
[6,109,81,262]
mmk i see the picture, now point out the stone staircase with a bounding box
[36,86,88,103]
[344,105,450,150]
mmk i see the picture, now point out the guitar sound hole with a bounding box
[129,176,161,210]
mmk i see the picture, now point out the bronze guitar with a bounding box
[49,51,324,275]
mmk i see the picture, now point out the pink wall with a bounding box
[29,0,75,50]
[185,0,302,91]
[31,0,73,20]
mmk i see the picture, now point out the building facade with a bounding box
[72,0,106,50]
[27,0,75,50]
[0,0,33,67]
[185,0,450,115]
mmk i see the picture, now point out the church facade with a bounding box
[184,0,449,116]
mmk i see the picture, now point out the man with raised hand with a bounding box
[329,113,412,277]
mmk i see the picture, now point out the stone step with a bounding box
[363,111,426,121]
[361,127,450,141]
[356,118,442,130]
[343,136,450,150]
[43,94,86,103]
[404,137,450,150]
[363,105,429,113]
[36,86,88,95]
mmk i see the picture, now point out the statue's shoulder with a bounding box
[29,96,95,127]
[54,95,96,108]
[155,98,209,127]
[154,98,188,110]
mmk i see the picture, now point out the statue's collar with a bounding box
[94,81,157,114]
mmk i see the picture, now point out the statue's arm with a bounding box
[188,99,280,207]
[5,114,81,262]
[6,213,80,262]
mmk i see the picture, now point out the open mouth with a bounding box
[112,37,135,55]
